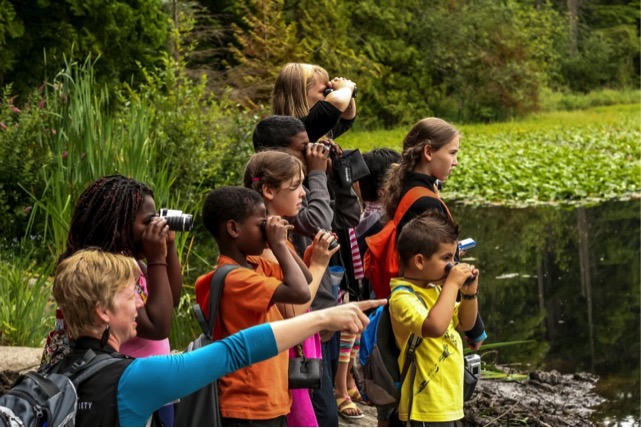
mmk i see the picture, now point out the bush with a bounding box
[539,88,640,112]
[0,86,51,244]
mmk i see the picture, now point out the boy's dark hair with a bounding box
[202,186,264,239]
[397,210,460,269]
[252,115,307,152]
[60,175,153,264]
[359,148,401,203]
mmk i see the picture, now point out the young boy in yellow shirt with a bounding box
[389,211,479,426]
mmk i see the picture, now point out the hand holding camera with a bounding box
[310,228,340,267]
[260,216,294,248]
[305,141,332,172]
[325,77,357,98]
[159,208,193,232]
[315,227,340,250]
[445,262,478,288]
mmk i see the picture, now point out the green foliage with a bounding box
[0,242,55,347]
[25,56,176,258]
[169,287,201,350]
[539,88,640,111]
[226,0,303,104]
[339,103,641,205]
[0,86,51,243]
[349,0,429,128]
[560,25,639,91]
[416,0,565,122]
[1,0,170,98]
[0,0,24,76]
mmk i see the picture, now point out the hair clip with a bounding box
[252,177,261,182]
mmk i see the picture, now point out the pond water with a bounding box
[449,198,640,426]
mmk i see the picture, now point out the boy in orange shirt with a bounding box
[195,186,312,426]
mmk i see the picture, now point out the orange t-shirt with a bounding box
[194,255,291,420]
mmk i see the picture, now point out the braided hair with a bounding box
[59,175,154,264]
[380,118,460,221]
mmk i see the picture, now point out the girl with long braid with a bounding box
[380,118,486,349]
[43,174,182,425]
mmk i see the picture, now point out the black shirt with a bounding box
[302,101,355,142]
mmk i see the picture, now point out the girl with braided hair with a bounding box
[385,119,487,345]
[369,118,486,426]
[43,174,182,425]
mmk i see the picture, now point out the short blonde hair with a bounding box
[53,249,140,337]
[272,63,330,118]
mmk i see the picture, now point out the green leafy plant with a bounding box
[339,103,640,206]
[0,243,55,347]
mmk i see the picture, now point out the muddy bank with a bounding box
[0,347,606,426]
[340,368,605,427]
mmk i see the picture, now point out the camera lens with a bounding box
[164,214,193,232]
[159,208,193,232]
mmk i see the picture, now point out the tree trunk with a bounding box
[567,0,580,55]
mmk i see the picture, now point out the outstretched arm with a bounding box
[117,300,386,426]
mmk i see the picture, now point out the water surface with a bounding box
[449,199,640,425]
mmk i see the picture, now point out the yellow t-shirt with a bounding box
[389,278,464,423]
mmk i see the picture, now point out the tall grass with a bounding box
[18,57,202,349]
[539,88,640,112]
[0,244,55,347]
[24,57,185,259]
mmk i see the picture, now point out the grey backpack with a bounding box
[0,349,120,427]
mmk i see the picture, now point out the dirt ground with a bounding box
[339,369,605,427]
[1,346,606,427]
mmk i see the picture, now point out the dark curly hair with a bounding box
[59,175,153,264]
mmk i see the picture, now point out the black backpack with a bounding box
[173,264,239,427]
[0,349,120,427]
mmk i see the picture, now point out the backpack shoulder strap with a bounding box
[193,265,240,340]
[208,264,239,335]
[65,349,125,386]
[391,285,427,386]
[393,186,452,224]
[43,348,125,387]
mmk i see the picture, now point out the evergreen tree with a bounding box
[226,0,303,105]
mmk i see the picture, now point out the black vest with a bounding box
[55,337,133,426]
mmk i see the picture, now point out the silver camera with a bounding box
[463,354,481,401]
[465,354,481,377]
[159,208,193,232]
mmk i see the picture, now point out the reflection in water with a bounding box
[450,199,640,425]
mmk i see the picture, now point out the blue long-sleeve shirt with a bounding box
[117,323,277,426]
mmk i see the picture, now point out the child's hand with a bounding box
[447,263,476,289]
[460,267,479,297]
[166,230,176,245]
[310,229,340,267]
[264,215,294,248]
[306,142,330,172]
[324,138,343,157]
[142,216,169,263]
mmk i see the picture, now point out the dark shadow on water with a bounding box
[449,199,640,426]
